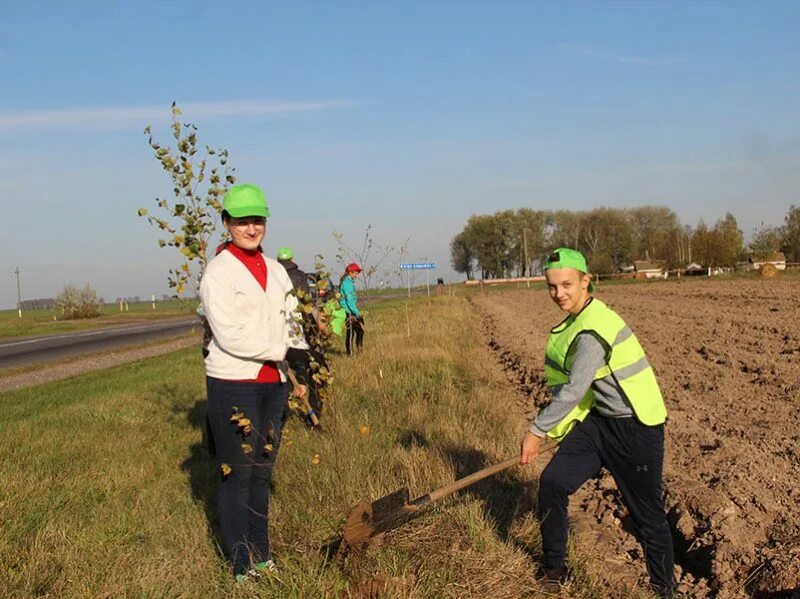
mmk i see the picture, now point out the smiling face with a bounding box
[545,267,592,315]
[224,216,267,251]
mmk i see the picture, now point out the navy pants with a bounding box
[345,317,364,355]
[206,377,289,575]
[538,412,675,597]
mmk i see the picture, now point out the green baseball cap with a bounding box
[223,184,270,218]
[546,247,594,291]
[277,246,293,260]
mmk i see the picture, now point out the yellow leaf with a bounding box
[263,443,274,453]
[230,411,244,422]
[359,425,370,436]
[311,454,321,465]
[221,463,232,477]
[241,443,253,455]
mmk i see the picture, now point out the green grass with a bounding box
[0,300,197,340]
[0,296,647,598]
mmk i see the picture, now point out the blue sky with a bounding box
[2,1,799,307]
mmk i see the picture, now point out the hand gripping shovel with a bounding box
[285,368,321,430]
[340,443,556,554]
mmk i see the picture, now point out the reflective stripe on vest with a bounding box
[542,298,667,440]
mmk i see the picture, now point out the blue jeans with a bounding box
[206,377,289,575]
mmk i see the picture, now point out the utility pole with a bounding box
[523,228,530,288]
[14,267,22,318]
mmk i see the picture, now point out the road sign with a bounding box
[400,263,438,297]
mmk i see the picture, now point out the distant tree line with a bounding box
[20,298,57,311]
[749,205,800,263]
[451,205,800,279]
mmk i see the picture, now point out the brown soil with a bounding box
[472,278,800,598]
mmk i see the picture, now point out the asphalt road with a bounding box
[0,317,198,369]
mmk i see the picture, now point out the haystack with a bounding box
[759,263,779,278]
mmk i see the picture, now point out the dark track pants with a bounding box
[538,412,675,597]
[345,317,364,355]
[206,377,289,575]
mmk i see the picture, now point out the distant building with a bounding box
[685,262,707,276]
[750,251,787,271]
[634,260,667,279]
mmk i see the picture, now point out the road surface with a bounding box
[0,317,198,369]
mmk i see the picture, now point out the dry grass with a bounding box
[0,296,627,598]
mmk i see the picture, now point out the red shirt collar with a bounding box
[225,242,263,261]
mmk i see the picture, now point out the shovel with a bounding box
[285,368,321,429]
[340,444,556,553]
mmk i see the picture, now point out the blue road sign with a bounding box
[399,262,437,270]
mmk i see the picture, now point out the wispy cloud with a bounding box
[0,99,358,130]
[559,43,664,68]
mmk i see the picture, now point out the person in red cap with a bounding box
[339,262,364,355]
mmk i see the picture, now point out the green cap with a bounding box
[223,184,270,218]
[277,246,293,261]
[546,247,594,291]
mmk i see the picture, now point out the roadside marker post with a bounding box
[14,267,22,319]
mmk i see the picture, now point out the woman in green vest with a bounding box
[519,248,675,598]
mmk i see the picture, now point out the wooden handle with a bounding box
[426,456,519,503]
[285,368,320,427]
[411,443,557,508]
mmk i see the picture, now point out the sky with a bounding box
[2,1,799,308]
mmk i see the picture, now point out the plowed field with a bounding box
[472,278,800,598]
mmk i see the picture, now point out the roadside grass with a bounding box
[0,296,638,598]
[0,300,196,340]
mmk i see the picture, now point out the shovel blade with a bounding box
[342,487,412,548]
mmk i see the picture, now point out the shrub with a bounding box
[56,284,102,319]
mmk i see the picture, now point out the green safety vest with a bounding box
[543,298,667,441]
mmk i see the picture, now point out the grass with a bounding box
[0,300,197,340]
[0,296,652,598]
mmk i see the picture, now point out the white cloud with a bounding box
[0,99,358,130]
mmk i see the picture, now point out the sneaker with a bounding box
[537,564,569,590]
[234,559,278,583]
[254,559,278,574]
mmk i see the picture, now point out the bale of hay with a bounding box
[759,263,779,278]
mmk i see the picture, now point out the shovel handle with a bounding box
[285,368,320,428]
[410,444,556,509]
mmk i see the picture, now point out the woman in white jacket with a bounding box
[200,184,305,582]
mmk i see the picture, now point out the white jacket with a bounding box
[200,250,307,381]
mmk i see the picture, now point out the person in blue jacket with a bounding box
[339,262,364,355]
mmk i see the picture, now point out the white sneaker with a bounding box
[253,559,278,574]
